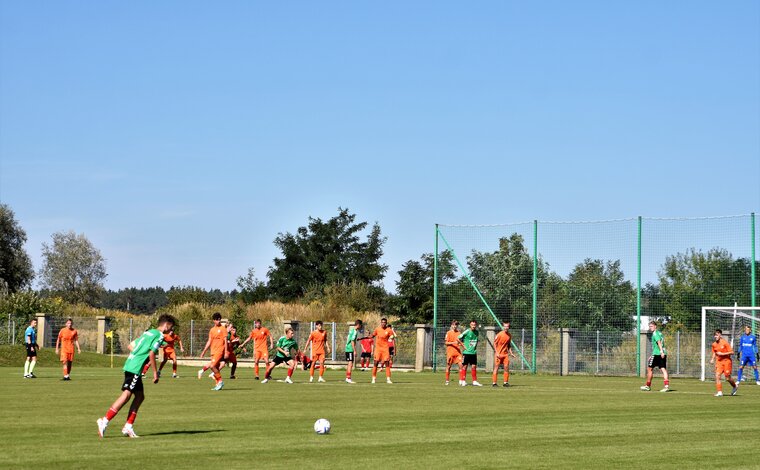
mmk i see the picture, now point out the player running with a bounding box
[262,327,300,384]
[371,318,394,384]
[710,329,738,397]
[197,312,228,391]
[640,321,670,392]
[55,318,81,380]
[238,319,273,380]
[459,320,482,386]
[444,320,464,386]
[345,319,362,383]
[492,321,517,387]
[158,327,184,378]
[23,319,38,379]
[304,321,329,383]
[736,325,759,386]
[97,314,177,438]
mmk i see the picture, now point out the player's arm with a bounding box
[710,351,716,364]
[55,332,61,354]
[223,336,230,359]
[303,337,312,354]
[148,350,159,383]
[239,336,252,349]
[75,338,81,354]
[178,337,185,353]
[200,335,212,357]
[656,339,665,356]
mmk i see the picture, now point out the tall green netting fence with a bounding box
[433,214,758,377]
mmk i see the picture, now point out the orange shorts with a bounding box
[715,360,732,376]
[227,352,237,364]
[312,352,325,363]
[254,350,269,362]
[209,352,224,368]
[495,355,510,368]
[60,352,74,362]
[163,348,176,361]
[374,350,390,363]
[447,354,463,366]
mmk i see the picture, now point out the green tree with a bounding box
[267,208,387,300]
[38,231,107,305]
[0,204,34,293]
[236,268,269,303]
[394,251,456,323]
[564,259,635,331]
[167,286,217,305]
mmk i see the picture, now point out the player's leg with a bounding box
[503,360,510,385]
[714,369,723,395]
[319,354,326,380]
[159,355,168,372]
[737,362,744,382]
[385,358,392,382]
[371,359,379,383]
[659,362,670,391]
[753,363,760,384]
[309,355,317,381]
[171,355,178,377]
[285,359,295,383]
[641,356,654,390]
[346,352,354,382]
[67,359,73,378]
[263,359,275,381]
[492,359,499,385]
[122,389,144,437]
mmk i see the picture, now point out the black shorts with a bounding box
[360,352,372,358]
[273,355,292,366]
[26,344,37,358]
[345,352,354,362]
[648,355,667,370]
[121,372,144,393]
[463,354,477,366]
[389,346,395,356]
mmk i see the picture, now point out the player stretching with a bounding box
[97,314,176,438]
[158,327,184,378]
[23,319,38,379]
[55,318,81,380]
[359,335,373,371]
[459,320,482,386]
[238,319,273,380]
[304,321,329,383]
[640,321,670,392]
[371,318,394,384]
[197,312,228,391]
[710,329,738,397]
[444,320,464,386]
[492,321,517,387]
[344,320,362,383]
[262,327,300,383]
[736,325,759,386]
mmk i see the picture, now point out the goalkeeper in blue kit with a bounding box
[737,325,759,385]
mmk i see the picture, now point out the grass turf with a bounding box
[2,357,760,469]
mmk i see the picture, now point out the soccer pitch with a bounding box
[3,366,760,469]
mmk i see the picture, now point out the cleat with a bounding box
[309,376,314,383]
[208,372,214,378]
[346,378,355,384]
[229,375,236,380]
[386,378,393,384]
[459,380,466,387]
[212,381,224,391]
[714,391,723,397]
[503,382,510,387]
[23,374,30,378]
[371,377,376,384]
[731,386,738,396]
[157,371,161,378]
[472,381,482,387]
[197,369,203,380]
[318,377,326,383]
[757,381,760,386]
[492,383,498,387]
[97,418,108,438]
[121,425,139,438]
[285,377,293,384]
[445,380,450,386]
[640,386,651,391]
[172,373,178,378]
[255,376,259,380]
[261,378,269,384]
[659,386,669,392]
[29,373,36,378]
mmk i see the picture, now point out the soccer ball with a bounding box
[313,418,331,434]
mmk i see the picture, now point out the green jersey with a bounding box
[123,329,164,374]
[275,336,298,358]
[345,328,359,352]
[458,329,479,355]
[651,330,666,355]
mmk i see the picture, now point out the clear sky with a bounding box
[1,2,758,292]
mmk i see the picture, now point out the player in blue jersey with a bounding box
[23,319,38,378]
[736,325,759,386]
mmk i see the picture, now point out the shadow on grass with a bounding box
[140,429,226,436]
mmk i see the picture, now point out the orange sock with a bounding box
[255,363,260,377]
[446,370,450,381]
[492,369,498,384]
[320,366,325,377]
[63,365,68,376]
[214,372,221,382]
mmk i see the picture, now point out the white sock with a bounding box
[24,361,30,375]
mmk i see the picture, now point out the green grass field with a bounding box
[3,348,760,469]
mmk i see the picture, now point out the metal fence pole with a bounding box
[676,331,680,375]
[596,330,600,374]
[331,322,336,361]
[13,321,16,344]
[190,319,194,356]
[129,318,133,343]
[521,328,525,370]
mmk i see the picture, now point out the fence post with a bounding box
[12,320,16,344]
[596,330,600,374]
[331,322,336,361]
[559,328,576,376]
[190,319,194,356]
[414,324,432,372]
[484,326,497,372]
[676,331,680,375]
[96,316,107,354]
[639,330,649,378]
[35,313,50,348]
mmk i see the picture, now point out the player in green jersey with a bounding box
[458,320,482,386]
[345,319,362,384]
[262,327,300,384]
[640,321,670,392]
[97,314,176,438]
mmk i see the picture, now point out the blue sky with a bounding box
[1,2,758,292]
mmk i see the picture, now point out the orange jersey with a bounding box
[163,332,180,350]
[308,330,328,355]
[57,328,78,354]
[209,325,227,355]
[445,330,463,357]
[372,327,393,351]
[712,338,733,363]
[494,331,512,357]
[249,327,271,352]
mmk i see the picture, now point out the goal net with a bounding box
[701,306,760,381]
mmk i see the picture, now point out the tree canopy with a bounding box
[38,231,107,305]
[0,204,34,293]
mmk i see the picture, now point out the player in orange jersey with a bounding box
[444,320,464,386]
[371,318,395,384]
[55,318,81,380]
[492,321,517,387]
[158,327,184,378]
[238,319,274,380]
[710,329,738,397]
[198,312,228,391]
[304,321,329,383]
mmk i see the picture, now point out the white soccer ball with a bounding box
[314,418,331,434]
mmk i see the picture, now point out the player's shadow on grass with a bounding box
[141,429,225,436]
